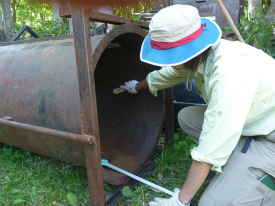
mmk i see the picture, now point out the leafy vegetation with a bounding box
[13,18,70,40]
[3,0,274,58]
[0,0,274,205]
[223,8,275,58]
[10,0,71,40]
[0,129,213,205]
[118,129,214,206]
[113,0,153,20]
[0,144,90,205]
[2,0,58,39]
[0,0,154,41]
[239,15,275,58]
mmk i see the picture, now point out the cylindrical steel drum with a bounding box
[0,23,164,185]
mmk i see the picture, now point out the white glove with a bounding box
[120,80,139,94]
[149,188,190,206]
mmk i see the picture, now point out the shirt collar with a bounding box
[195,41,221,76]
[195,58,205,76]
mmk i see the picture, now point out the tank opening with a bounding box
[94,33,164,185]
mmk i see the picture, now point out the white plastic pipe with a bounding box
[109,164,175,196]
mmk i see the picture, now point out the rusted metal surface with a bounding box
[165,88,174,146]
[59,7,150,29]
[0,23,164,185]
[0,35,73,46]
[161,0,174,146]
[0,118,94,144]
[85,144,104,205]
[70,7,105,205]
[93,23,164,184]
[0,118,88,164]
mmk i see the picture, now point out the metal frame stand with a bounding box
[71,7,105,205]
[61,4,175,204]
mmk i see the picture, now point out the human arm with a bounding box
[179,160,211,204]
[149,160,211,206]
[146,66,189,96]
[150,53,264,205]
[121,66,190,95]
[135,79,148,92]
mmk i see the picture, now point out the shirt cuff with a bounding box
[191,148,223,173]
[146,72,158,97]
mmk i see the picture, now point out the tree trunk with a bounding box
[11,0,16,24]
[40,12,44,25]
[0,7,4,29]
[264,0,275,24]
[52,0,62,24]
[144,0,148,12]
[248,0,262,17]
[0,8,4,42]
[2,0,13,38]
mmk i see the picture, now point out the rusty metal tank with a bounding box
[0,23,164,185]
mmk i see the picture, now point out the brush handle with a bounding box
[113,87,126,94]
[109,164,175,196]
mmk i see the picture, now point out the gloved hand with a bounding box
[120,80,139,94]
[149,188,190,206]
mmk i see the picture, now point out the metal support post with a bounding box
[165,87,174,146]
[70,6,105,206]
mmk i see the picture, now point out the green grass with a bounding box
[117,129,214,206]
[0,129,212,205]
[0,145,91,205]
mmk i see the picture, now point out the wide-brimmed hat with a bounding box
[140,5,222,67]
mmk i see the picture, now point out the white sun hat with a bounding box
[140,4,222,67]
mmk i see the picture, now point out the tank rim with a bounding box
[92,23,147,70]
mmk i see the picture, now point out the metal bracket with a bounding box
[59,7,149,29]
[9,25,39,42]
[0,118,95,144]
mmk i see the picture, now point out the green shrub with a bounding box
[12,19,70,41]
[223,9,275,58]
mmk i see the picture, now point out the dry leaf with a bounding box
[158,173,163,181]
[149,186,161,193]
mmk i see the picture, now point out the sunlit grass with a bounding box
[0,129,212,205]
[117,129,213,206]
[0,144,90,205]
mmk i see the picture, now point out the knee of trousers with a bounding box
[177,106,205,143]
[177,108,200,134]
[177,108,190,132]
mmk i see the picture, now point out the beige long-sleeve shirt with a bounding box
[146,39,275,173]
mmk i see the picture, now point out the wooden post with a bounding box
[216,0,245,43]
